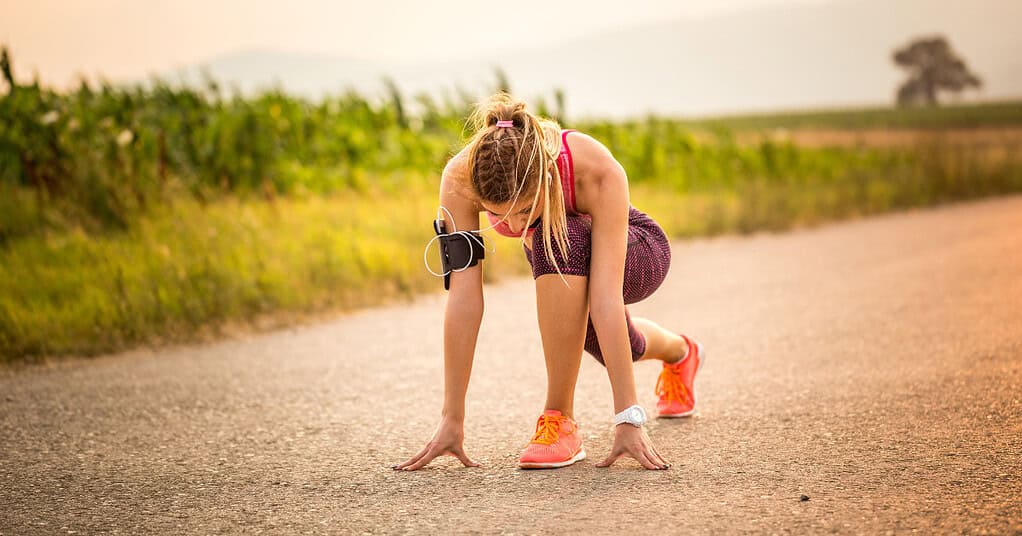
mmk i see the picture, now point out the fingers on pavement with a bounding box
[394,445,480,471]
[452,448,481,467]
[595,448,624,468]
[393,445,435,471]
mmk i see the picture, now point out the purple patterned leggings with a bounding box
[523,206,672,365]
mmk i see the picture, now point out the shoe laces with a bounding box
[529,414,573,446]
[656,363,692,406]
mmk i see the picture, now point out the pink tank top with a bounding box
[485,129,579,239]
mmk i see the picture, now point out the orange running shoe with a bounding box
[518,409,586,469]
[655,334,705,418]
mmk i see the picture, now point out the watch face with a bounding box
[630,407,644,423]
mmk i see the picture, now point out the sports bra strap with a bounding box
[559,129,579,216]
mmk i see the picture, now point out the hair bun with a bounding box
[468,92,532,134]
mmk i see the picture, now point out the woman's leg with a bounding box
[631,317,688,364]
[535,279,690,420]
[525,215,597,419]
[615,208,686,364]
[534,274,590,419]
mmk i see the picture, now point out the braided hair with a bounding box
[465,92,571,280]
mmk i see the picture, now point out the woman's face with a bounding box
[482,188,546,235]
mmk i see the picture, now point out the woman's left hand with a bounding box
[595,424,670,470]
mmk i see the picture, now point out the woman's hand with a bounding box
[393,416,480,471]
[595,424,670,470]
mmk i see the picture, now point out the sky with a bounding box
[0,0,831,88]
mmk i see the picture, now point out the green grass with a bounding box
[5,95,1022,362]
[4,134,1022,362]
[0,177,538,360]
[638,139,1022,235]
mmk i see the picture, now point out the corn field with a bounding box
[3,44,1022,360]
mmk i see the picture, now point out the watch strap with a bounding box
[612,404,647,427]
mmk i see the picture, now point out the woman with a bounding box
[395,93,704,471]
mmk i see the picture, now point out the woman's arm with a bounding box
[586,157,638,414]
[441,253,484,422]
[438,165,486,421]
[577,135,671,470]
[395,167,484,471]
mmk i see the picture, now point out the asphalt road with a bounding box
[2,196,1021,535]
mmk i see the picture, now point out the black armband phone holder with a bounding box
[433,219,485,290]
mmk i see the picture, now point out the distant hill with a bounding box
[163,0,1022,119]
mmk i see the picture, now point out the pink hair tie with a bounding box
[495,120,514,128]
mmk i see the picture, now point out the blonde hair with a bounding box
[465,92,571,279]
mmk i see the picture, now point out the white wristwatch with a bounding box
[612,404,648,427]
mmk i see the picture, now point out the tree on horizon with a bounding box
[892,36,982,107]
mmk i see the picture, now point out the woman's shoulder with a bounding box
[562,130,622,184]
[443,146,470,178]
[440,147,482,208]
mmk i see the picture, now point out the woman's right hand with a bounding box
[392,416,480,471]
